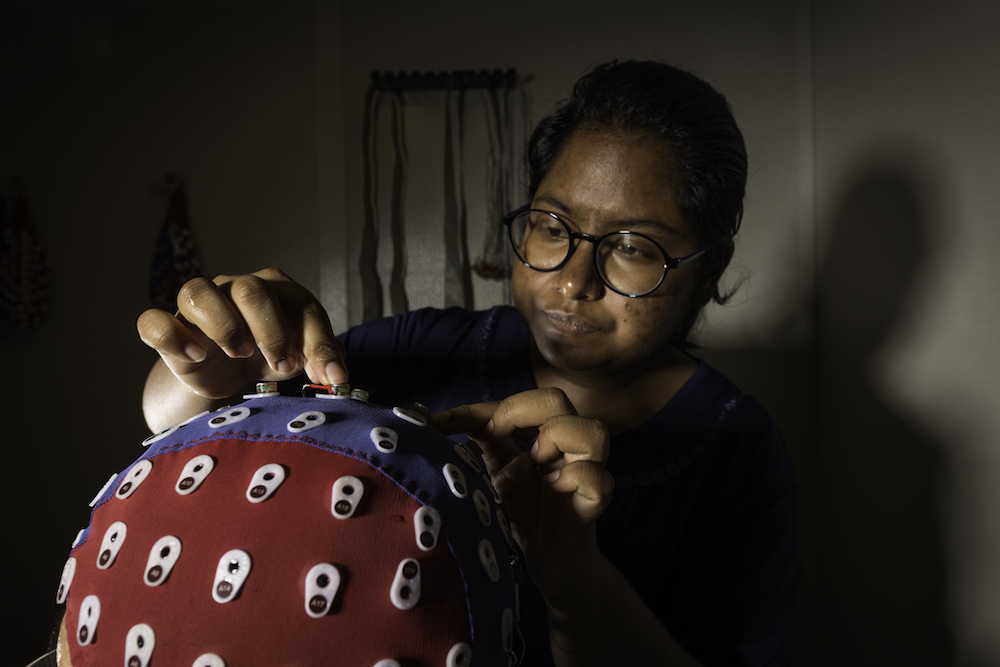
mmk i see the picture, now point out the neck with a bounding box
[528,342,698,436]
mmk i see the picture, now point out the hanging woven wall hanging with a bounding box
[358,69,530,323]
[0,180,51,331]
[149,174,203,312]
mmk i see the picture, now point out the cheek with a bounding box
[621,287,693,342]
[512,263,540,311]
[620,301,665,336]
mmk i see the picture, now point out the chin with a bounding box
[533,333,612,375]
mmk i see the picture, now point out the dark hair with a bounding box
[526,60,747,344]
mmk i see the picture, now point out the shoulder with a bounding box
[674,363,789,461]
[601,364,799,666]
[608,362,796,516]
[675,366,797,510]
[703,370,795,491]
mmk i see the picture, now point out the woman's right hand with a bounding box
[137,268,348,403]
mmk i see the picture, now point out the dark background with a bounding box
[3,1,998,665]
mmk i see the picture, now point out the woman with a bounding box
[137,60,799,666]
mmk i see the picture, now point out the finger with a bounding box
[137,308,208,365]
[432,400,503,437]
[220,274,301,373]
[177,276,256,359]
[296,296,349,386]
[544,460,615,525]
[488,449,538,505]
[434,388,577,441]
[533,415,611,467]
[433,389,581,480]
[431,402,523,475]
[487,388,578,442]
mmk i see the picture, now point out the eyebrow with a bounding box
[532,194,686,237]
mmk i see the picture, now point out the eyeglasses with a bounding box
[503,205,709,297]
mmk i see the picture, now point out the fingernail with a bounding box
[530,440,539,459]
[544,469,560,484]
[228,341,255,359]
[428,411,450,426]
[485,419,495,438]
[183,342,206,363]
[276,357,296,373]
[324,362,348,385]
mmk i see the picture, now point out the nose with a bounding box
[554,241,603,300]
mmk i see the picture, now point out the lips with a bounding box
[542,310,604,335]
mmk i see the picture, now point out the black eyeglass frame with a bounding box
[502,204,710,298]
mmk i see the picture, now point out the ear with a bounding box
[693,239,735,308]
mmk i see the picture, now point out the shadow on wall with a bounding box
[817,144,956,666]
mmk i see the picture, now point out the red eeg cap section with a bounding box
[58,394,520,667]
[64,438,469,665]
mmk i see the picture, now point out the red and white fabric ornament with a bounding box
[149,186,202,312]
[0,194,51,330]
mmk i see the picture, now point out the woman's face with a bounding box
[513,130,711,384]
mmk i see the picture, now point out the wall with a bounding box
[1,3,327,663]
[2,1,997,665]
[813,1,1000,664]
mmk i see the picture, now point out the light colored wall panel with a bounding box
[1,4,321,663]
[814,1,999,664]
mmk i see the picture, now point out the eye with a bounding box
[612,236,657,260]
[541,223,566,238]
[527,212,568,240]
[615,242,641,256]
[533,220,569,243]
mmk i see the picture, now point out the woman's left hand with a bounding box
[431,388,615,609]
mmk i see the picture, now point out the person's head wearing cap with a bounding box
[50,387,521,667]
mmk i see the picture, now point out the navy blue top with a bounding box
[336,306,800,666]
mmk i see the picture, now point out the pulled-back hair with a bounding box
[526,60,748,344]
